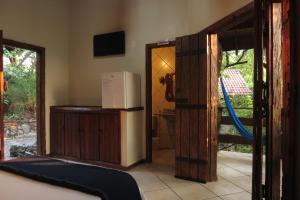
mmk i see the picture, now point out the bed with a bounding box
[0,157,146,200]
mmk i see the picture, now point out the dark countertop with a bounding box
[50,105,144,112]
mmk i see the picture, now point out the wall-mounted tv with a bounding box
[93,31,125,57]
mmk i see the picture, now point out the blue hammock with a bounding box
[220,78,264,143]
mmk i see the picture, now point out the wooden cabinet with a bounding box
[99,113,121,164]
[50,107,121,165]
[79,113,100,161]
[50,111,65,155]
[64,113,80,158]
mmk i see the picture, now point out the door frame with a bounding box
[2,38,46,156]
[281,0,297,199]
[145,3,254,163]
[145,41,176,162]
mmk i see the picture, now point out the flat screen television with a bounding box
[93,31,125,57]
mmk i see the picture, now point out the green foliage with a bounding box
[219,49,254,153]
[3,47,36,120]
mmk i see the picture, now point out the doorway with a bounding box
[0,36,45,160]
[146,41,176,166]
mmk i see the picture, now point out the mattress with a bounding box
[0,158,146,200]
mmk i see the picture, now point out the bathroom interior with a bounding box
[151,46,176,167]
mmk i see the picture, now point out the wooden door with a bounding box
[266,2,282,200]
[253,1,284,199]
[252,1,266,199]
[50,111,65,155]
[99,112,121,164]
[64,113,80,158]
[175,33,219,182]
[79,113,99,161]
[0,31,3,160]
[281,0,296,199]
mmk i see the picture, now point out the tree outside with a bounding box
[3,46,37,159]
[219,49,254,153]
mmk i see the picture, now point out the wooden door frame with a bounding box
[145,3,254,163]
[282,0,297,199]
[2,38,46,156]
[145,41,176,162]
[0,31,3,160]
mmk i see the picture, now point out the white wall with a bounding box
[69,0,252,106]
[68,0,252,158]
[0,0,70,153]
[69,0,123,105]
[0,0,253,155]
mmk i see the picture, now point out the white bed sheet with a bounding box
[0,170,145,200]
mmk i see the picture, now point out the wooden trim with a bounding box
[282,0,297,199]
[174,175,207,184]
[51,106,144,112]
[220,116,254,126]
[218,134,252,145]
[176,48,206,57]
[3,39,44,53]
[145,41,176,162]
[48,154,144,171]
[3,38,46,156]
[175,156,208,164]
[252,1,265,199]
[266,3,282,200]
[175,104,208,109]
[0,31,3,160]
[199,2,254,35]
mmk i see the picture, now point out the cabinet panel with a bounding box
[99,113,121,164]
[79,114,99,161]
[64,113,80,158]
[50,112,65,155]
[50,107,125,166]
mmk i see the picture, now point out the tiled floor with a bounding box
[129,151,254,200]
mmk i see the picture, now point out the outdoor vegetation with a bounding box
[219,49,254,153]
[3,46,37,159]
[3,46,37,120]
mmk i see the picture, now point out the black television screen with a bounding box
[93,31,125,56]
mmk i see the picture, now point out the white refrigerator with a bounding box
[101,71,141,109]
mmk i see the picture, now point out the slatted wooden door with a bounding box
[175,33,219,182]
[266,2,282,200]
[79,114,100,161]
[252,1,266,199]
[0,31,3,160]
[281,0,295,199]
[253,1,284,199]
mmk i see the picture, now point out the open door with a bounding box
[266,3,282,200]
[175,33,219,182]
[253,1,283,199]
[0,31,3,160]
[252,0,265,199]
[281,0,296,199]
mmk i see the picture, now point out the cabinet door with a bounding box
[79,113,99,161]
[50,111,65,155]
[65,113,80,158]
[99,112,121,164]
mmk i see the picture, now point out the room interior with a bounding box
[0,0,299,200]
[151,46,176,167]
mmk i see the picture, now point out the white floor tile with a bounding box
[144,189,181,200]
[221,191,251,200]
[218,167,245,179]
[227,176,252,192]
[203,179,244,196]
[173,184,216,200]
